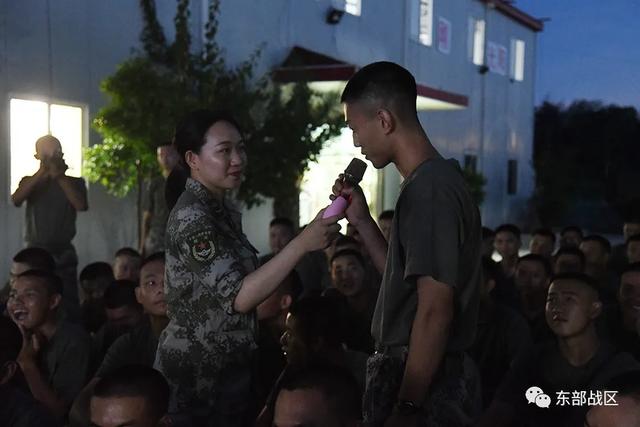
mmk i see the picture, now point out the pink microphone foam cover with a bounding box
[322,196,348,219]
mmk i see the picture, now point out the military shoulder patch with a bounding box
[187,231,217,262]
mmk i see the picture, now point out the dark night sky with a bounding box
[514,0,640,110]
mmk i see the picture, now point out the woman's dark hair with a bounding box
[172,109,243,167]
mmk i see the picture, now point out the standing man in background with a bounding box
[140,143,179,256]
[11,135,88,309]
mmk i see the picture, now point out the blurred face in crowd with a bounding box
[560,230,582,248]
[482,235,495,258]
[331,254,366,298]
[90,395,164,427]
[546,279,601,339]
[529,234,555,258]
[627,241,640,264]
[9,261,32,287]
[623,222,640,241]
[105,304,143,330]
[270,224,295,255]
[554,253,584,275]
[156,145,179,174]
[344,101,393,169]
[579,241,609,270]
[135,260,167,317]
[113,255,141,282]
[494,231,520,260]
[186,120,246,197]
[585,394,640,427]
[618,271,640,334]
[281,313,309,366]
[515,260,550,316]
[7,277,59,331]
[274,388,349,427]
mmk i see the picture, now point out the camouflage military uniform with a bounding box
[154,178,258,423]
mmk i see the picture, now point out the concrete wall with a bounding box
[0,0,539,281]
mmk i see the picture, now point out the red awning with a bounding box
[273,47,468,109]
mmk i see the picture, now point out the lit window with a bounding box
[10,98,84,194]
[471,19,485,65]
[507,159,518,195]
[418,0,434,46]
[511,39,525,81]
[345,0,361,16]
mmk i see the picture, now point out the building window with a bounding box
[511,39,525,81]
[418,0,434,46]
[10,98,84,193]
[345,0,361,16]
[464,154,478,173]
[507,159,518,195]
[470,18,485,65]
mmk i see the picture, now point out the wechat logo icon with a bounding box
[526,386,551,409]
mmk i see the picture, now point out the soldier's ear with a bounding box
[185,150,199,170]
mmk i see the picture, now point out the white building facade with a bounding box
[0,0,542,280]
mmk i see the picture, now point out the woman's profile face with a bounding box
[189,120,246,197]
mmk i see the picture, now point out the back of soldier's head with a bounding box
[12,247,55,272]
[341,61,418,125]
[275,364,362,427]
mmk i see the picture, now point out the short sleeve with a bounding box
[176,225,247,315]
[399,180,461,288]
[95,333,133,378]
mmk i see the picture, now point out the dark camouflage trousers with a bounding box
[363,349,482,427]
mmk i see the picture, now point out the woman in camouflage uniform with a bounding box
[154,110,341,426]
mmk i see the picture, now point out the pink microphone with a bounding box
[322,158,367,219]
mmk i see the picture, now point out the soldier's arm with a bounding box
[233,213,341,313]
[396,276,453,407]
[11,167,48,206]
[56,176,88,211]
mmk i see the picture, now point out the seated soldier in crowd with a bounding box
[584,370,640,427]
[272,364,363,427]
[478,272,640,427]
[89,365,170,427]
[494,224,522,279]
[610,220,640,274]
[492,224,522,306]
[2,247,57,315]
[377,210,394,242]
[603,262,640,360]
[79,262,114,334]
[91,280,144,372]
[253,270,303,411]
[7,269,91,419]
[326,249,376,354]
[256,296,368,426]
[514,254,554,343]
[559,225,583,249]
[580,235,618,305]
[469,257,532,407]
[261,218,329,297]
[0,316,61,427]
[529,228,556,260]
[554,246,586,274]
[626,234,640,264]
[482,226,496,258]
[112,247,142,282]
[70,253,169,427]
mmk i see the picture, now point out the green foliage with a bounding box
[85,0,341,211]
[462,167,487,207]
